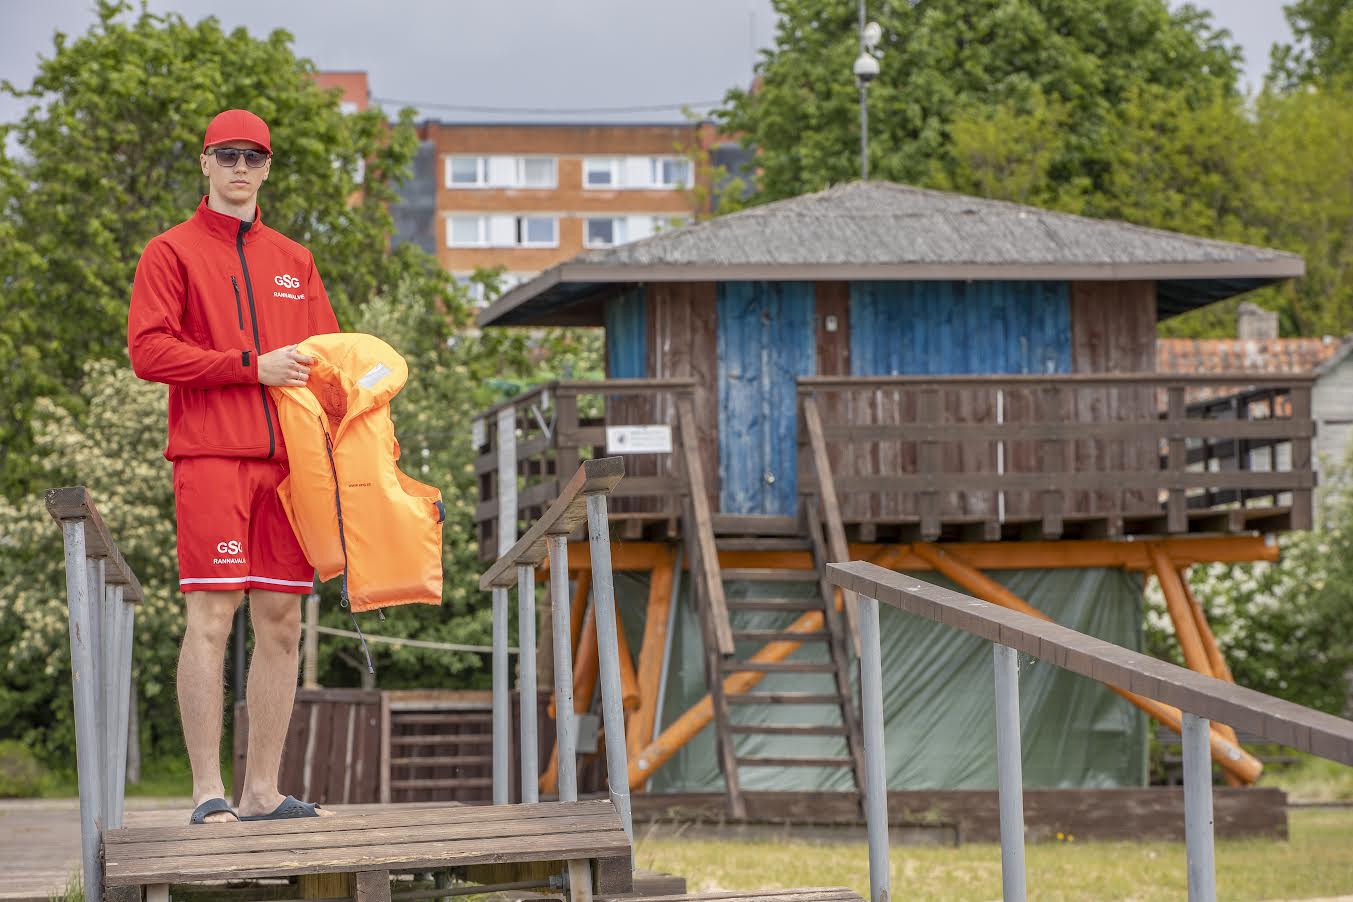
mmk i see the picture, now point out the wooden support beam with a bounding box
[629,550,676,759]
[803,395,861,651]
[1179,565,1243,785]
[615,596,641,712]
[909,543,1262,785]
[1146,544,1212,677]
[556,535,1279,575]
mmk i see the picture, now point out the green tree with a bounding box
[0,0,418,497]
[717,0,1239,202]
[1271,0,1353,89]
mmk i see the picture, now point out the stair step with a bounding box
[723,568,819,582]
[732,629,831,642]
[715,537,812,551]
[725,598,823,611]
[712,514,801,536]
[722,661,836,674]
[728,723,847,736]
[727,692,844,706]
[737,756,854,768]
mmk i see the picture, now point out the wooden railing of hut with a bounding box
[798,373,1315,543]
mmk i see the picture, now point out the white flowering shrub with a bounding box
[0,358,184,761]
[1146,450,1353,715]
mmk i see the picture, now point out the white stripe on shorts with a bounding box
[181,575,314,588]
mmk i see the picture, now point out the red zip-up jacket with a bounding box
[128,198,339,462]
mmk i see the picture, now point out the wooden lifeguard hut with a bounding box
[471,181,1312,828]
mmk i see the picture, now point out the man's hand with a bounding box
[257,345,314,387]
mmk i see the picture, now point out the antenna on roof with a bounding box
[854,3,883,180]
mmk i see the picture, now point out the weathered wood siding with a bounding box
[841,281,1071,521]
[1068,281,1158,515]
[647,282,721,511]
[718,281,816,515]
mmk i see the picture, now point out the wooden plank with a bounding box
[826,561,1353,765]
[800,373,1317,390]
[107,826,633,886]
[823,469,1315,493]
[720,662,836,674]
[710,515,800,535]
[390,755,493,767]
[814,418,1316,442]
[731,630,830,642]
[735,756,853,768]
[727,724,846,736]
[1166,386,1187,533]
[801,396,859,650]
[677,396,733,654]
[725,692,843,705]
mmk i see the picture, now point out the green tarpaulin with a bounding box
[609,567,1147,792]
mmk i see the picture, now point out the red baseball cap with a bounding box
[203,109,271,154]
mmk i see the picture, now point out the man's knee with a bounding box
[250,592,302,653]
[183,591,243,648]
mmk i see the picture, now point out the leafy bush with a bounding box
[0,739,46,797]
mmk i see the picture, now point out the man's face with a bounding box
[199,140,270,206]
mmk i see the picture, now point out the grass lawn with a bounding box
[634,808,1353,902]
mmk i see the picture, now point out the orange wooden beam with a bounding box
[550,536,1278,574]
[629,550,676,762]
[910,542,1262,785]
[1147,544,1212,676]
[1178,565,1242,784]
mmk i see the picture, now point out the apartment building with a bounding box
[422,121,703,295]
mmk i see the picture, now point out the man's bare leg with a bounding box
[236,590,332,816]
[179,589,245,823]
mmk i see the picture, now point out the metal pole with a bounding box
[857,594,890,902]
[548,536,580,802]
[858,0,869,180]
[110,587,133,828]
[993,644,1028,902]
[233,602,247,695]
[585,492,634,847]
[492,585,512,805]
[1183,712,1217,902]
[62,522,104,902]
[517,564,539,803]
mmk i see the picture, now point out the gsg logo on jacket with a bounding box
[273,272,306,301]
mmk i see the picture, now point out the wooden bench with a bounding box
[103,800,631,901]
[623,889,865,902]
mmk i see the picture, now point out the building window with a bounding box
[582,155,693,190]
[447,214,559,248]
[585,158,618,187]
[652,157,692,188]
[585,214,688,248]
[446,155,557,189]
[586,217,625,247]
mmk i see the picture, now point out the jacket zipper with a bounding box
[230,276,244,330]
[236,222,276,459]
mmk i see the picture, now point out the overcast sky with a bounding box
[0,0,1295,129]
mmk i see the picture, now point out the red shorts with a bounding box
[173,456,315,594]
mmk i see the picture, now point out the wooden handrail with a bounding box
[46,487,144,602]
[677,397,733,655]
[799,373,1317,390]
[825,560,1353,765]
[480,457,625,589]
[801,396,860,652]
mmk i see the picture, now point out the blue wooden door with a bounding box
[717,282,816,515]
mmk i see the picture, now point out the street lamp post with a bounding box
[854,7,882,180]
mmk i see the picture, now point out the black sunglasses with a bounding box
[208,147,270,168]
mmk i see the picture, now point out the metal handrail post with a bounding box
[517,564,539,803]
[62,521,105,902]
[584,491,634,847]
[857,594,890,902]
[547,536,579,802]
[1183,712,1217,902]
[993,644,1027,902]
[492,585,512,804]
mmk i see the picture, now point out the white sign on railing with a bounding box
[606,425,673,454]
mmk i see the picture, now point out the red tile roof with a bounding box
[1157,337,1343,376]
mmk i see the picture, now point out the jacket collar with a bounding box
[192,196,266,245]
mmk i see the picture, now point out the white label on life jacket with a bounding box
[357,362,393,390]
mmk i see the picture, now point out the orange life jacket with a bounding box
[269,333,443,613]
